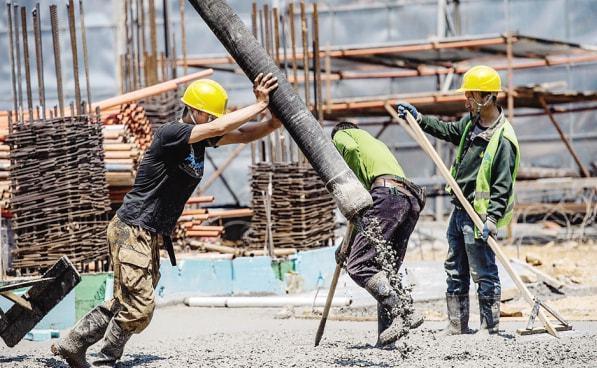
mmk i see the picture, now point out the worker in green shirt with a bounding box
[332,122,426,347]
[397,65,520,335]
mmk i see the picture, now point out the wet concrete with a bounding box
[2,306,596,367]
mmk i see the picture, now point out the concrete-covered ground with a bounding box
[1,305,596,368]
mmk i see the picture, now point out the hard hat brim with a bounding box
[181,98,225,118]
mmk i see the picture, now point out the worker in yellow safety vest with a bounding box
[397,65,520,335]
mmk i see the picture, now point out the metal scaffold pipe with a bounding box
[187,0,372,220]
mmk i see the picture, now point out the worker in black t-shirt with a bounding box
[52,73,279,367]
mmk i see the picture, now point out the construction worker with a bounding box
[396,65,520,335]
[332,122,426,347]
[51,73,279,367]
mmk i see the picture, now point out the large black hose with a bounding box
[187,0,372,219]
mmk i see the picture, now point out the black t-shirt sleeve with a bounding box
[159,122,194,149]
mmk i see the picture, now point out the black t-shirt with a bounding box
[117,121,220,235]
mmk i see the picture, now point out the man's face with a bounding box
[464,91,484,113]
[190,109,213,125]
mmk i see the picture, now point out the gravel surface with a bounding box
[2,306,596,367]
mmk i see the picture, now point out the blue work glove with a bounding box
[482,218,498,241]
[396,102,421,122]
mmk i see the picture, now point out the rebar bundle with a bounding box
[3,1,110,275]
[7,114,110,274]
[246,162,335,250]
[140,91,182,130]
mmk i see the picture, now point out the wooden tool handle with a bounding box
[315,222,354,346]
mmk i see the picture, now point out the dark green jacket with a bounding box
[419,111,517,222]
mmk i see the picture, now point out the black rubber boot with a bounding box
[51,304,114,368]
[479,294,501,334]
[92,320,133,367]
[444,293,472,335]
[365,272,407,347]
[375,302,393,347]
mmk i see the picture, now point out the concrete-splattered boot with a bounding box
[404,293,424,330]
[92,320,133,367]
[365,272,405,347]
[375,302,393,347]
[51,305,114,368]
[444,293,472,335]
[478,294,501,334]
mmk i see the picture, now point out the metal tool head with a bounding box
[0,256,80,347]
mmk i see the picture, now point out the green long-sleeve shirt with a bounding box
[419,111,517,222]
[332,128,406,190]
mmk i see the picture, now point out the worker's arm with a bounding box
[188,73,278,144]
[419,115,469,146]
[396,102,466,145]
[486,139,517,222]
[216,114,282,146]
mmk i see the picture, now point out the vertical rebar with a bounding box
[21,7,34,123]
[139,0,147,86]
[129,0,138,90]
[79,0,92,111]
[148,0,158,85]
[163,0,170,58]
[263,5,271,56]
[13,5,23,117]
[288,3,298,88]
[7,2,19,117]
[67,0,82,114]
[312,3,323,124]
[273,7,280,65]
[50,4,64,117]
[250,2,258,165]
[33,5,46,120]
[300,1,310,106]
[179,0,187,75]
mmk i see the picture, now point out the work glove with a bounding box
[482,218,498,242]
[396,102,421,122]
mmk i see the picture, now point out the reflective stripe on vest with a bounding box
[448,118,520,229]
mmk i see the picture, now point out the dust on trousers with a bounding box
[346,186,422,287]
[105,215,161,334]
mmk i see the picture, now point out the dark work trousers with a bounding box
[346,186,421,287]
[445,207,501,298]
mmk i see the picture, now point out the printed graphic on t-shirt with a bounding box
[178,145,204,179]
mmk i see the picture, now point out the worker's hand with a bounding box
[253,73,279,105]
[335,245,348,266]
[482,218,498,242]
[396,102,421,122]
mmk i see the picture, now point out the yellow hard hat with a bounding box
[457,65,502,93]
[181,79,228,117]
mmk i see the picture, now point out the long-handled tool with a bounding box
[385,104,567,338]
[314,222,354,347]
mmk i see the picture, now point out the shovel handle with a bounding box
[315,222,354,346]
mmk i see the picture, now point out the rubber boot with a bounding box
[365,272,406,347]
[375,302,393,347]
[92,320,133,367]
[444,293,472,335]
[479,294,501,334]
[51,305,114,368]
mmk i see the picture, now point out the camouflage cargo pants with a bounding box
[104,215,161,334]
